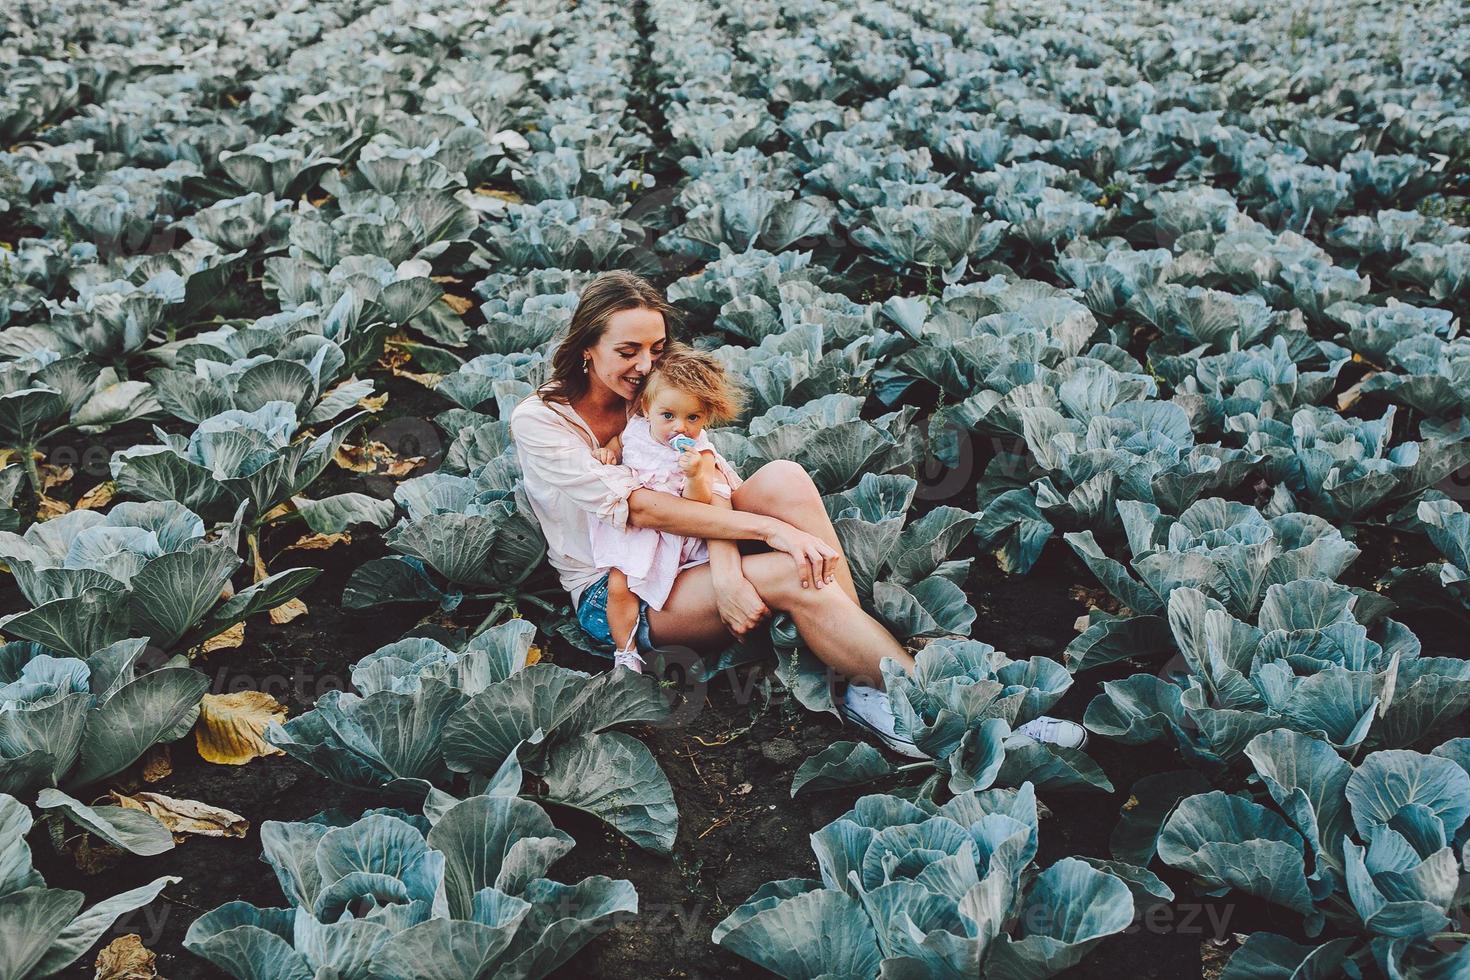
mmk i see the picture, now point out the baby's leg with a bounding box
[605,568,643,671]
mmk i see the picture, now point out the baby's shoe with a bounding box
[613,646,644,673]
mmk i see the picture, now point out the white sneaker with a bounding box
[841,685,927,759]
[1014,716,1088,749]
[612,648,644,673]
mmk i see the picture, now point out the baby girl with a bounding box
[589,347,745,672]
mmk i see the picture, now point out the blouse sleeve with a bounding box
[511,400,645,532]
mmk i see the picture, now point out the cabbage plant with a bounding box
[1063,498,1360,670]
[267,621,679,853]
[824,474,978,639]
[1393,241,1470,301]
[1085,580,1470,766]
[0,501,317,658]
[146,320,375,426]
[1381,497,1470,615]
[0,792,177,977]
[1229,405,1470,522]
[0,349,157,496]
[975,398,1260,576]
[1360,334,1470,420]
[789,637,1109,800]
[184,793,636,980]
[343,460,549,615]
[1157,730,1470,978]
[0,636,208,855]
[715,784,1142,979]
[109,401,381,590]
[713,394,922,496]
[1158,334,1350,435]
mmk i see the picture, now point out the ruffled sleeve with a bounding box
[510,398,645,532]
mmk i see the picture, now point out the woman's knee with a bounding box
[739,459,821,509]
[742,552,843,611]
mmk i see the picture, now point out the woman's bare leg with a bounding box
[605,568,641,654]
[647,552,915,688]
[730,460,861,605]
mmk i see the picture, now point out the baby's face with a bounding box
[645,382,706,446]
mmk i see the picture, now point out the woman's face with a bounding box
[584,307,666,403]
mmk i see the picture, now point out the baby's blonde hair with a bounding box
[639,343,745,427]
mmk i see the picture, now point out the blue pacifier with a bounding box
[670,434,697,452]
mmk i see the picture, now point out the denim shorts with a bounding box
[576,571,655,651]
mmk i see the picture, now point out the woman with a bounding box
[510,270,1084,754]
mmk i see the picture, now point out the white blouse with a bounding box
[509,392,744,609]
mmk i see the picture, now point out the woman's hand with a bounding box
[591,446,620,465]
[710,567,770,638]
[762,520,841,589]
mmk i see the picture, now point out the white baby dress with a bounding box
[588,414,742,610]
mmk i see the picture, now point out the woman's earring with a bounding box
[582,358,590,374]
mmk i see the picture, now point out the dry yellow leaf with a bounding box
[269,597,308,624]
[358,392,389,411]
[196,691,287,765]
[140,744,172,783]
[473,186,523,203]
[1336,371,1378,412]
[94,934,157,980]
[430,275,462,284]
[75,480,116,510]
[442,294,474,316]
[526,645,543,666]
[260,502,293,522]
[201,621,245,654]
[377,347,412,372]
[333,441,381,473]
[335,441,424,478]
[70,835,123,875]
[39,463,73,490]
[36,494,71,520]
[110,791,248,840]
[399,369,445,388]
[284,531,351,552]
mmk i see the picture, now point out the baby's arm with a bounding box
[591,435,622,466]
[679,449,716,504]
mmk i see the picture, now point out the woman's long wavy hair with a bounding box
[539,270,679,404]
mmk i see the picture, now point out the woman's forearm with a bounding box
[703,493,745,580]
[627,486,777,543]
